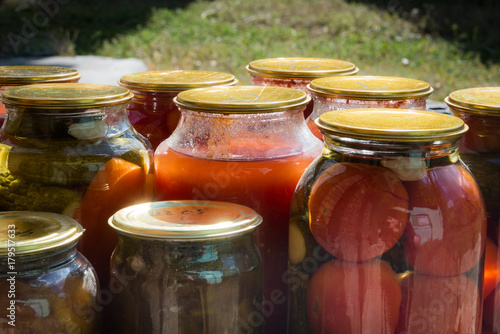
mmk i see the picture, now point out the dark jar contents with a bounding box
[0,65,81,128]
[246,57,359,119]
[306,75,433,140]
[154,86,323,334]
[118,70,238,149]
[0,211,101,333]
[288,108,486,334]
[0,83,153,286]
[445,87,500,334]
[108,200,263,334]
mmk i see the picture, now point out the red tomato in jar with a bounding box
[404,164,486,276]
[309,162,409,262]
[396,272,482,334]
[307,258,401,334]
[484,238,500,299]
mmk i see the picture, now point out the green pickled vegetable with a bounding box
[0,167,81,216]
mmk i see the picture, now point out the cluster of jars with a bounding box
[0,60,498,334]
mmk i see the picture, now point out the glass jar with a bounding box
[445,87,500,333]
[246,57,359,119]
[108,200,262,333]
[154,86,323,333]
[288,108,486,334]
[0,211,101,333]
[118,70,238,150]
[0,83,153,287]
[0,65,81,128]
[306,75,434,139]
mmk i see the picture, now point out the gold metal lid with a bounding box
[1,83,133,108]
[445,87,500,116]
[109,200,262,240]
[174,85,310,113]
[118,70,238,92]
[0,211,83,256]
[246,57,359,79]
[307,76,434,100]
[316,108,467,142]
[0,65,81,85]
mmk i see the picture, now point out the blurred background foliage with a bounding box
[0,0,498,100]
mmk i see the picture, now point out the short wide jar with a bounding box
[108,200,263,334]
[0,211,101,333]
[288,108,486,334]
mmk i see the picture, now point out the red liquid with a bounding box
[155,149,319,333]
[307,117,323,140]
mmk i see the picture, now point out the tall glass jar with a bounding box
[118,70,238,149]
[154,86,323,333]
[0,65,81,128]
[246,57,359,119]
[306,75,434,139]
[0,83,153,287]
[445,87,500,334]
[0,211,101,333]
[108,200,262,333]
[288,108,486,334]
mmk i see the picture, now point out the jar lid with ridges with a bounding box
[174,85,310,113]
[0,211,83,256]
[1,83,133,108]
[246,57,359,79]
[118,70,238,92]
[109,200,262,240]
[316,108,467,142]
[307,76,434,100]
[0,65,81,85]
[445,87,500,116]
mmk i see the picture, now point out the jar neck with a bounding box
[1,244,78,274]
[165,107,321,160]
[128,90,178,112]
[2,103,132,140]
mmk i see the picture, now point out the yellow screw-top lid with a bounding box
[1,83,133,108]
[316,108,467,142]
[307,76,433,100]
[246,57,359,79]
[118,70,238,92]
[445,87,500,116]
[174,85,310,113]
[109,200,262,240]
[0,65,81,85]
[0,211,83,256]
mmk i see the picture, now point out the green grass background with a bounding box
[0,0,498,100]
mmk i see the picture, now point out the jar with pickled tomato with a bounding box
[445,87,500,333]
[0,211,101,333]
[154,86,323,333]
[288,108,486,334]
[0,83,153,287]
[108,200,262,333]
[306,75,434,139]
[0,65,81,128]
[118,70,238,149]
[246,57,359,119]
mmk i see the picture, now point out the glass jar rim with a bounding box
[445,87,500,116]
[316,108,467,142]
[307,75,434,100]
[0,211,83,256]
[0,65,82,85]
[109,200,262,240]
[246,57,359,79]
[118,70,238,92]
[174,85,310,113]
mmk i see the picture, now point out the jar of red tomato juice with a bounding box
[288,108,486,334]
[246,57,358,119]
[0,65,81,127]
[445,87,500,333]
[306,75,433,139]
[154,86,323,333]
[118,70,238,149]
